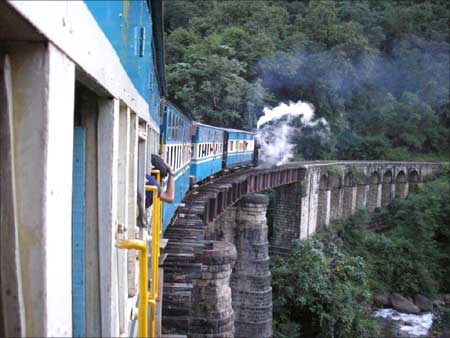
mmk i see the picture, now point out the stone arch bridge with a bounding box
[161,161,446,338]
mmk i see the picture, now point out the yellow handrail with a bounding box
[116,239,148,337]
[116,170,163,338]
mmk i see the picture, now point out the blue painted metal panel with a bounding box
[191,156,223,183]
[84,0,160,122]
[162,167,190,231]
[72,127,86,338]
[225,151,253,167]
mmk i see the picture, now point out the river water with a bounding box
[373,308,433,337]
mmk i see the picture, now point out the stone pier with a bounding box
[271,183,302,249]
[342,173,357,218]
[232,195,272,338]
[367,172,381,212]
[188,241,236,338]
[317,174,331,230]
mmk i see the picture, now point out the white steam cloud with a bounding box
[256,100,327,167]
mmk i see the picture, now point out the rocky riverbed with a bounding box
[372,293,450,337]
[373,308,433,337]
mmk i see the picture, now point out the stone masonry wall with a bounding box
[271,183,302,249]
[232,195,272,338]
[188,241,237,338]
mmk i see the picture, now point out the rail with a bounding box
[116,169,162,338]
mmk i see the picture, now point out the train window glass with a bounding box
[174,146,177,170]
[178,145,184,168]
[174,146,178,170]
[202,144,207,157]
[168,113,173,141]
[197,144,200,158]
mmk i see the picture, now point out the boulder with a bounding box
[414,294,434,312]
[373,293,391,308]
[390,293,421,314]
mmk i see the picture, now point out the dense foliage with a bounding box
[164,0,449,160]
[271,240,376,338]
[271,172,450,338]
[337,173,450,297]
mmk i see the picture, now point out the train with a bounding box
[160,101,256,230]
[0,1,256,337]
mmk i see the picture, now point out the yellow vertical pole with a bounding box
[117,170,163,338]
[149,169,161,336]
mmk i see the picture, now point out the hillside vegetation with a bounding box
[271,172,450,337]
[164,0,449,161]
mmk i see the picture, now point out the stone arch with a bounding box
[317,174,330,229]
[395,171,408,198]
[367,171,381,211]
[370,171,380,184]
[343,172,356,218]
[319,174,329,190]
[329,174,343,222]
[381,170,393,207]
[344,172,354,187]
[409,169,420,192]
[355,172,368,210]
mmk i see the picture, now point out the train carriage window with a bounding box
[168,112,173,141]
[202,144,207,157]
[174,146,177,170]
[174,145,177,170]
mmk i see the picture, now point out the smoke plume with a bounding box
[256,100,327,167]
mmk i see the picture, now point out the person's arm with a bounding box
[160,164,175,203]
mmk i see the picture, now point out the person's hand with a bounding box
[165,162,173,175]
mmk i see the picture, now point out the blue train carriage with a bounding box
[190,122,225,183]
[223,129,255,168]
[160,101,192,230]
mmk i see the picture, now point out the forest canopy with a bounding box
[163,0,449,161]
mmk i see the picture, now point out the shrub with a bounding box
[272,239,377,338]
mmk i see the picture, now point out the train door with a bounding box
[222,132,229,168]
